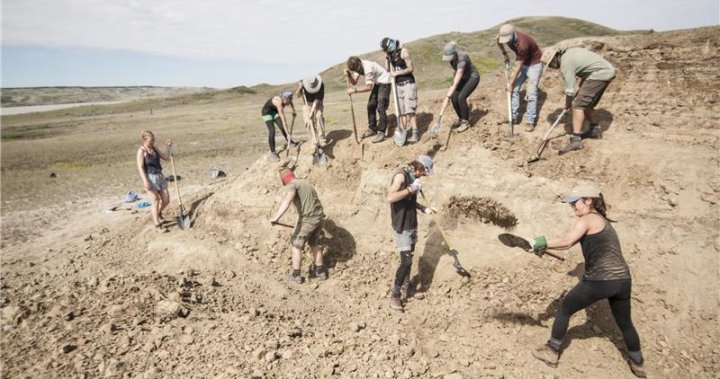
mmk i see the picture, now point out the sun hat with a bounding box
[541,47,561,65]
[497,24,515,44]
[302,74,323,94]
[417,155,434,175]
[280,91,293,100]
[442,42,458,61]
[561,183,602,203]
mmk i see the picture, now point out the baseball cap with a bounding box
[561,183,601,203]
[442,42,458,61]
[497,24,515,44]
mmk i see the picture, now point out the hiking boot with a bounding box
[558,137,583,155]
[407,128,418,143]
[314,269,328,280]
[372,133,386,143]
[450,119,463,129]
[361,129,377,139]
[629,360,647,378]
[270,152,281,162]
[582,124,603,139]
[288,274,304,284]
[389,295,403,311]
[456,121,470,133]
[525,122,535,132]
[532,344,559,368]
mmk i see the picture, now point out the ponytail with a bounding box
[591,193,616,222]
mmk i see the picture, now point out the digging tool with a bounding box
[498,233,565,261]
[441,97,453,151]
[168,147,191,230]
[271,221,294,229]
[389,58,406,147]
[504,61,514,138]
[528,108,568,163]
[285,114,297,158]
[419,191,471,277]
[345,73,364,160]
[430,97,449,135]
[301,92,328,165]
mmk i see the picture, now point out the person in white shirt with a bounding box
[345,56,392,143]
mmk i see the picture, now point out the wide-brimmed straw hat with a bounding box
[302,74,323,94]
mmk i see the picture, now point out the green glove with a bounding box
[531,236,547,253]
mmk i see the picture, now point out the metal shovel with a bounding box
[528,108,568,163]
[168,147,191,230]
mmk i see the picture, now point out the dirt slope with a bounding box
[1,27,719,378]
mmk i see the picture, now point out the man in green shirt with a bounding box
[270,169,327,283]
[543,47,616,155]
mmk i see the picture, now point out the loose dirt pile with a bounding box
[1,26,719,378]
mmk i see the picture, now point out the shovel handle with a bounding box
[168,147,185,215]
[541,250,565,261]
[271,221,294,229]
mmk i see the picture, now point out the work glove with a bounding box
[408,179,422,194]
[422,206,437,215]
[527,236,548,255]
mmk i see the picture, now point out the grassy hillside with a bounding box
[0,86,213,107]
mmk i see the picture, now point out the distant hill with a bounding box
[0,86,212,107]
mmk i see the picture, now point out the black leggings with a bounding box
[264,118,288,153]
[450,75,479,121]
[551,280,641,352]
[393,250,413,296]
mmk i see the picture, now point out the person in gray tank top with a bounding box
[524,183,646,378]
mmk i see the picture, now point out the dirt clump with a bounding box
[444,195,518,229]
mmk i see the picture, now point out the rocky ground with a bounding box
[1,27,719,378]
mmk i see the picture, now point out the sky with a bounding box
[1,0,718,88]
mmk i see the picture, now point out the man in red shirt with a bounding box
[497,24,544,132]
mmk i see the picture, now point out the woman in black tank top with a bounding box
[526,184,646,377]
[136,130,172,232]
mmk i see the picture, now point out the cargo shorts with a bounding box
[291,218,324,249]
[396,81,418,115]
[573,79,613,110]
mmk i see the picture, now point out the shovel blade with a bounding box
[393,128,407,147]
[177,214,191,230]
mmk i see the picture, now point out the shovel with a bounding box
[271,221,294,229]
[168,147,191,230]
[389,59,406,147]
[504,61,514,138]
[528,108,567,163]
[301,92,328,165]
[420,191,470,277]
[498,233,564,261]
[345,74,364,159]
[285,114,297,158]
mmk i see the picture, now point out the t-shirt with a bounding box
[560,47,616,96]
[287,179,325,223]
[360,60,391,85]
[509,31,542,66]
[450,51,480,81]
[302,83,325,103]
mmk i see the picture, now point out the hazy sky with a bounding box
[2,0,718,88]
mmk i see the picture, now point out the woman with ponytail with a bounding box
[527,183,646,378]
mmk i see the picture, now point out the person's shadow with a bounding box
[557,108,615,136]
[320,219,356,268]
[411,219,469,295]
[322,130,352,159]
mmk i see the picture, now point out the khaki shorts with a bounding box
[396,81,418,115]
[291,219,324,249]
[573,79,612,109]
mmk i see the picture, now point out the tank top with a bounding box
[390,168,417,233]
[261,97,279,116]
[388,49,415,84]
[143,147,162,174]
[580,216,631,281]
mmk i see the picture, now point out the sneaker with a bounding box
[629,360,647,378]
[450,119,463,129]
[407,129,418,143]
[525,122,535,132]
[389,295,403,311]
[456,121,470,133]
[532,344,559,368]
[288,274,304,284]
[314,269,328,280]
[558,137,583,155]
[270,152,281,162]
[372,133,386,143]
[582,124,603,139]
[361,129,377,139]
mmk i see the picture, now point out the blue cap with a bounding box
[280,91,293,100]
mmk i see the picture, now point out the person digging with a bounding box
[381,37,419,143]
[386,155,435,311]
[542,46,615,155]
[296,74,330,149]
[269,169,327,284]
[523,183,646,378]
[261,91,299,162]
[345,56,392,143]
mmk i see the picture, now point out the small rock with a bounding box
[253,347,266,360]
[250,370,264,379]
[62,344,77,353]
[100,322,118,335]
[388,334,401,345]
[264,351,279,363]
[154,300,188,318]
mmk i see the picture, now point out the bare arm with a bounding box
[392,48,414,77]
[157,140,172,161]
[345,69,359,86]
[272,97,290,134]
[446,68,465,98]
[546,217,590,250]
[270,189,296,223]
[136,148,150,190]
[387,173,412,203]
